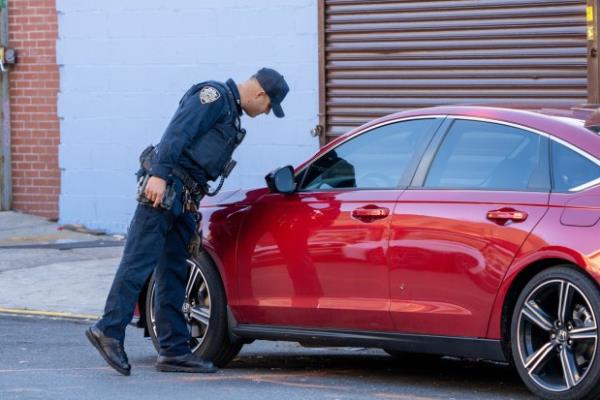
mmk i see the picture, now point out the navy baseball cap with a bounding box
[255,67,289,118]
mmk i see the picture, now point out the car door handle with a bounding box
[486,208,528,223]
[352,206,390,222]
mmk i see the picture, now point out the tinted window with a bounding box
[301,119,437,190]
[425,120,548,191]
[552,141,600,192]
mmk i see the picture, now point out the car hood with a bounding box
[199,187,269,207]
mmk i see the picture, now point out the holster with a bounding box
[136,174,178,211]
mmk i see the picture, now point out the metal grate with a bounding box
[321,0,588,140]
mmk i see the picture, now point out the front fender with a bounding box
[200,203,252,306]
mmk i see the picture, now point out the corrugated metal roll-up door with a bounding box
[321,0,588,141]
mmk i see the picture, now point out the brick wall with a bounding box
[8,0,59,219]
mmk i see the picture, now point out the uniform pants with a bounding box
[96,202,196,357]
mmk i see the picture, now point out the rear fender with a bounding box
[487,246,597,340]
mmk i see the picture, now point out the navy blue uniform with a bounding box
[96,79,243,357]
[149,79,243,184]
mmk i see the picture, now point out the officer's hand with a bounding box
[145,176,167,208]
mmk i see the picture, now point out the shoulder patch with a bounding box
[199,86,221,104]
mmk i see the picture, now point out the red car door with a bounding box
[235,118,442,331]
[388,118,551,337]
[235,189,398,331]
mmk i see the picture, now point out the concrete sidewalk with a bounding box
[0,211,124,318]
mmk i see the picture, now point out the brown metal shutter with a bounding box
[321,0,588,141]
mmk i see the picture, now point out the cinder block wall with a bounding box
[57,0,319,233]
[8,0,60,219]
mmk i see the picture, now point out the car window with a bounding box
[552,141,600,192]
[424,119,548,191]
[300,119,437,190]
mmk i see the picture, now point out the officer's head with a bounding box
[240,68,289,118]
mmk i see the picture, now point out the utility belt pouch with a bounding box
[136,174,178,211]
[160,184,177,210]
[139,144,155,171]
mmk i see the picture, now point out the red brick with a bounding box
[9,0,59,218]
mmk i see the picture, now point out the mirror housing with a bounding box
[265,165,296,194]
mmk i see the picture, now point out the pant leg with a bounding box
[96,204,173,342]
[154,210,196,356]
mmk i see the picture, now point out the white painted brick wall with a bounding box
[57,0,319,233]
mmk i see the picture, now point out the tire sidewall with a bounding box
[145,253,229,361]
[510,266,600,400]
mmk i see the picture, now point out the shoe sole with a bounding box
[155,364,218,373]
[85,328,131,376]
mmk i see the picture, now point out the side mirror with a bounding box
[265,165,296,194]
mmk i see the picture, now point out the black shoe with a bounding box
[85,325,131,376]
[156,353,218,373]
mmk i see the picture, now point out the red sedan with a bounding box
[141,106,600,400]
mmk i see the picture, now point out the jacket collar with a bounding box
[226,78,243,115]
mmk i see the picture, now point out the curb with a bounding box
[0,307,99,321]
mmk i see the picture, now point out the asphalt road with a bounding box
[0,314,535,400]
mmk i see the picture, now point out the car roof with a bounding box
[342,106,600,160]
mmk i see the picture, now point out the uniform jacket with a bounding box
[147,79,244,184]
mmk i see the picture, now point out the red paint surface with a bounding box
[200,107,600,341]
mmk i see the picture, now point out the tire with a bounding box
[510,266,600,400]
[145,252,242,367]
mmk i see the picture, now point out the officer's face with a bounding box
[246,91,272,118]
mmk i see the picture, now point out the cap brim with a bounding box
[272,103,285,118]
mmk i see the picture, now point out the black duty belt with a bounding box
[139,145,204,195]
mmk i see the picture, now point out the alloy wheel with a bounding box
[149,259,212,352]
[516,279,598,392]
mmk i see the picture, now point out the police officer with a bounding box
[86,68,289,375]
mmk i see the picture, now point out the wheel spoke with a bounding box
[185,266,200,298]
[570,326,598,341]
[525,341,556,374]
[558,281,575,325]
[560,347,580,389]
[522,301,554,332]
[190,306,210,328]
[198,282,207,301]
